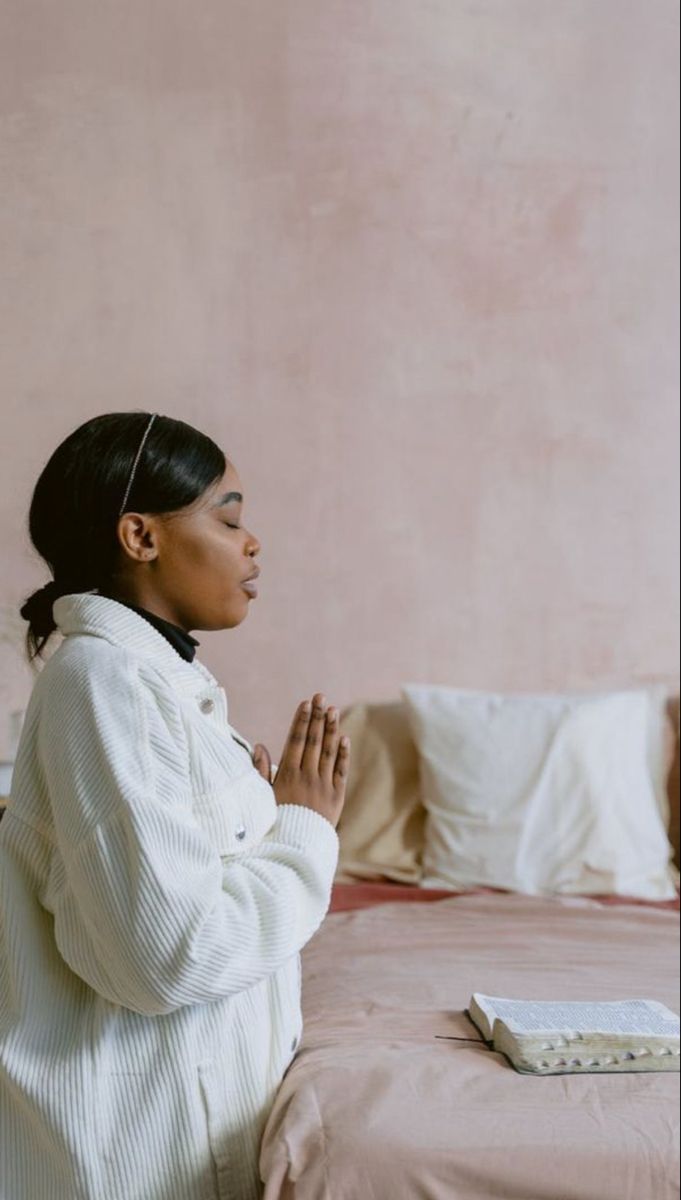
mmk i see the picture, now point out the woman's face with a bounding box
[112,461,261,633]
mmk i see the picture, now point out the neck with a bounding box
[99,586,189,633]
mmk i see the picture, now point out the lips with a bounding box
[241,566,260,598]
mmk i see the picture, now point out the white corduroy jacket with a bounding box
[0,592,340,1200]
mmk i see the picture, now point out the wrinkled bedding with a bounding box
[260,890,680,1200]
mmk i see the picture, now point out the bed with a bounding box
[259,690,681,1200]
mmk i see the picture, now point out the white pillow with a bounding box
[401,683,679,900]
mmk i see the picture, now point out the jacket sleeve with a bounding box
[39,648,339,1016]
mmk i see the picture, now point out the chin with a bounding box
[201,607,246,632]
[225,601,250,628]
[205,588,252,630]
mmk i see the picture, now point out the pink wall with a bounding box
[0,0,678,762]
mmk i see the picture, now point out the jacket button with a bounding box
[235,826,246,840]
[199,698,214,714]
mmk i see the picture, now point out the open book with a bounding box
[467,994,681,1075]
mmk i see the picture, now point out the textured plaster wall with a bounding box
[0,0,678,762]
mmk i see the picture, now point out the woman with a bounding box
[0,411,351,1200]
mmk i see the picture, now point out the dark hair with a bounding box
[20,411,226,663]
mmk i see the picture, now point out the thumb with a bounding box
[252,744,272,782]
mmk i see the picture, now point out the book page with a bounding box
[473,996,680,1037]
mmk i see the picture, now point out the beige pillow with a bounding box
[401,683,679,899]
[333,691,680,886]
[335,701,425,883]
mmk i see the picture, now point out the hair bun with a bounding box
[20,580,61,628]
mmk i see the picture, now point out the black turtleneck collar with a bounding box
[106,598,200,663]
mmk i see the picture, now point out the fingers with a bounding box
[333,733,351,787]
[283,694,350,781]
[319,706,340,782]
[284,696,314,771]
[301,693,328,774]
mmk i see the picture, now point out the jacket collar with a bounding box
[52,591,221,698]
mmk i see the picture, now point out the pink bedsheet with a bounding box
[260,891,680,1199]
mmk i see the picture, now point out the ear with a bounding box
[116,512,159,563]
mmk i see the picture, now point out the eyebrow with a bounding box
[213,491,243,507]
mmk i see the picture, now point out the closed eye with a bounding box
[226,523,241,530]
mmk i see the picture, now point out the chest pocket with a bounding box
[181,686,277,855]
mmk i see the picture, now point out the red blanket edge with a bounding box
[328,880,681,914]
